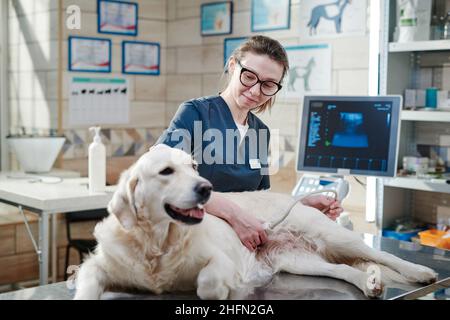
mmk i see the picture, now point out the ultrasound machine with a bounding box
[292,95,403,229]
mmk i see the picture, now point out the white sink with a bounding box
[7,136,66,173]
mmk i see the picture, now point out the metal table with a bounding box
[1,234,449,300]
[0,173,116,285]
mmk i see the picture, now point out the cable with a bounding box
[7,174,64,184]
[353,176,366,188]
[263,189,338,230]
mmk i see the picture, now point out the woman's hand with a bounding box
[228,209,268,252]
[301,195,344,221]
[203,192,268,252]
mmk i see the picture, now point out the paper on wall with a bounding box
[69,77,129,126]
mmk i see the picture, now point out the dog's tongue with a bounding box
[171,205,205,219]
[188,207,204,219]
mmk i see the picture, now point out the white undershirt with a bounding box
[235,120,249,145]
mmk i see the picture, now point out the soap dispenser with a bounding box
[88,127,106,194]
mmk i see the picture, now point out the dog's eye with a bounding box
[159,167,174,175]
[192,163,198,170]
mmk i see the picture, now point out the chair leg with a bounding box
[64,245,71,281]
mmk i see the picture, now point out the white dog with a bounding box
[74,144,438,300]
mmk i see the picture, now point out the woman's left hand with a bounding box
[301,195,344,221]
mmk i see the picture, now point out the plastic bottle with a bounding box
[430,15,439,40]
[397,0,418,43]
[443,11,450,39]
[88,127,106,194]
[437,15,446,39]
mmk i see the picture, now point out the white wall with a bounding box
[166,0,371,210]
[7,0,169,166]
[61,0,167,131]
[5,0,371,209]
[8,0,59,135]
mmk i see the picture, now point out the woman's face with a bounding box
[228,52,284,111]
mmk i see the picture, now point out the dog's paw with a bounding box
[197,276,229,300]
[363,273,384,299]
[403,265,438,284]
[197,284,229,300]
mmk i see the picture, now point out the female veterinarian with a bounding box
[157,35,343,251]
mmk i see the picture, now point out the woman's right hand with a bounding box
[228,208,268,252]
[203,192,268,252]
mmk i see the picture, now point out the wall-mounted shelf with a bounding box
[389,40,450,52]
[401,110,450,122]
[376,1,450,231]
[383,177,450,194]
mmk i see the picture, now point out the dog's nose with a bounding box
[195,182,212,202]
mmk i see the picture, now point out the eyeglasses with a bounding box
[236,60,282,96]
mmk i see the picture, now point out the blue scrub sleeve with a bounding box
[156,102,200,154]
[258,174,271,190]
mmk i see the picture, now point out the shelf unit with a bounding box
[383,177,450,194]
[377,0,450,232]
[389,40,450,52]
[401,110,450,121]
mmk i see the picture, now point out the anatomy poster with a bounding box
[69,36,111,73]
[98,0,138,36]
[123,41,160,75]
[251,0,291,32]
[201,2,232,36]
[283,44,331,100]
[299,0,367,38]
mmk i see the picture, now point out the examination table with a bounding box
[1,234,449,300]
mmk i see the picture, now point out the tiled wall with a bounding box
[166,0,370,162]
[61,0,167,160]
[0,207,99,285]
[8,0,59,136]
[8,0,168,162]
[7,0,371,210]
[8,0,371,161]
[62,127,162,159]
[166,0,371,210]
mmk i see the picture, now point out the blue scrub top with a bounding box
[156,95,271,192]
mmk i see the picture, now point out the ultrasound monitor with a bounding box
[297,95,402,177]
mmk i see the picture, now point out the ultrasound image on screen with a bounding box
[331,113,368,148]
[304,101,392,172]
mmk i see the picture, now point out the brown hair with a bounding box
[225,35,289,113]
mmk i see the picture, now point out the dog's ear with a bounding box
[108,168,139,230]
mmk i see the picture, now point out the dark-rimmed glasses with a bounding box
[237,60,282,96]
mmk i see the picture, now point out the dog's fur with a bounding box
[74,144,438,299]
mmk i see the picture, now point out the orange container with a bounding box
[418,229,450,249]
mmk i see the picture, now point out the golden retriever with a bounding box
[74,144,438,299]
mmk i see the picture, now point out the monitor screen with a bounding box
[297,96,402,177]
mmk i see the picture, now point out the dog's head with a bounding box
[108,144,213,230]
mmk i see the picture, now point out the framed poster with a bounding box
[98,0,138,36]
[201,1,233,36]
[68,36,112,73]
[122,41,160,75]
[223,37,247,65]
[251,0,291,32]
[299,0,366,39]
[283,44,331,99]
